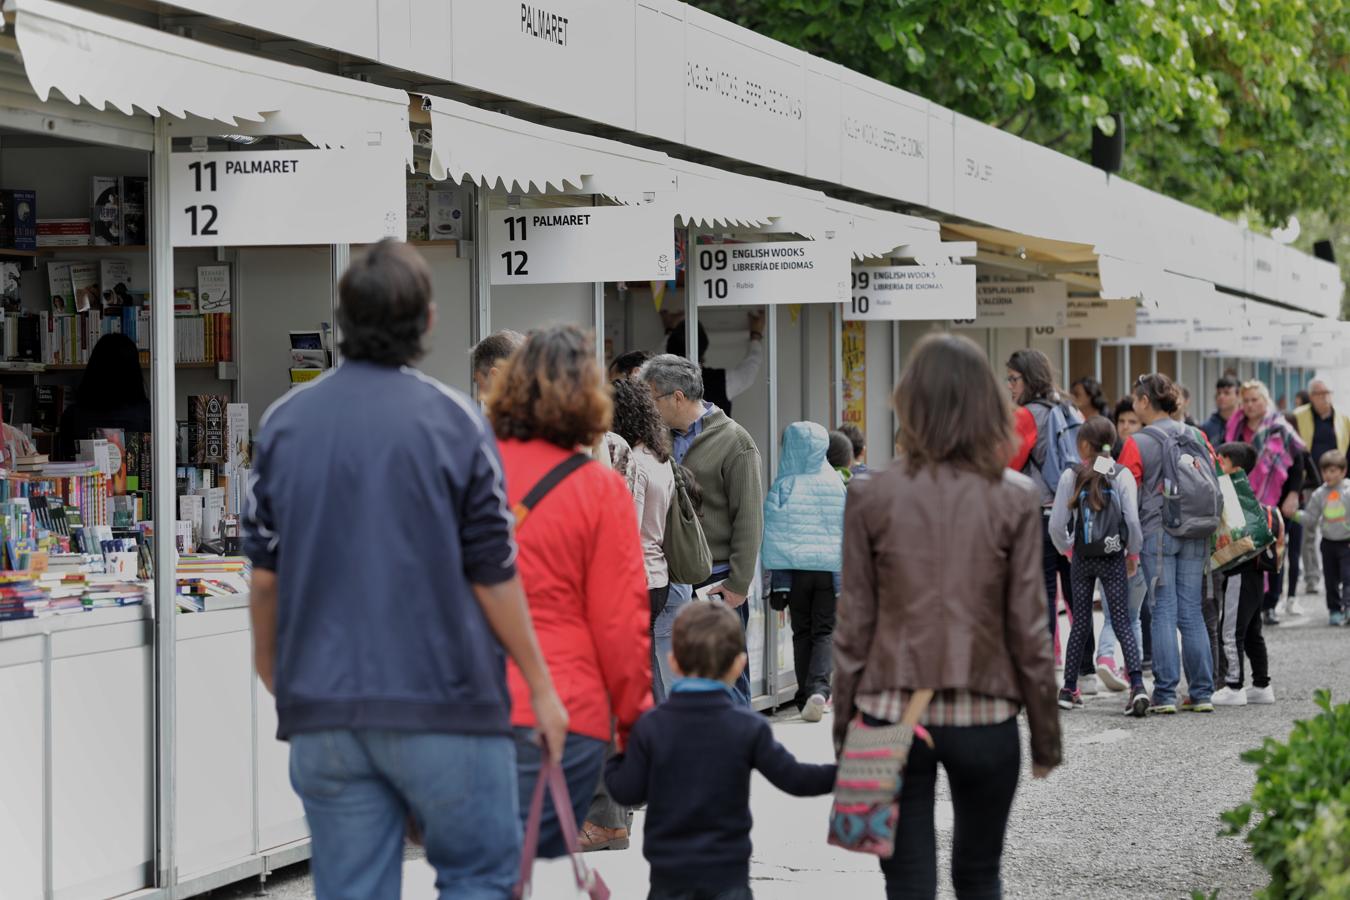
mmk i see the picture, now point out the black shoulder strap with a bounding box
[514,453,590,526]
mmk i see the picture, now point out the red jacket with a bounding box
[500,438,652,746]
[1010,406,1038,473]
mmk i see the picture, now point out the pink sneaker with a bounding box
[1095,656,1128,692]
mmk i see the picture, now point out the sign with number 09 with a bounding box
[691,240,848,307]
[170,147,405,247]
[844,265,976,321]
[487,205,673,285]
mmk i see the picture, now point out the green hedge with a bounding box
[1222,690,1350,899]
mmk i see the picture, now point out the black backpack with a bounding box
[1073,464,1127,558]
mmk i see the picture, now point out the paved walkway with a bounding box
[217,591,1350,899]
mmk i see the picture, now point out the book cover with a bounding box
[196,265,230,313]
[91,176,121,245]
[46,262,74,313]
[33,384,63,432]
[119,176,147,246]
[99,259,133,307]
[97,428,127,495]
[226,403,249,475]
[37,219,90,247]
[173,288,197,315]
[70,263,100,313]
[0,262,20,312]
[189,394,227,465]
[16,316,39,361]
[0,190,37,250]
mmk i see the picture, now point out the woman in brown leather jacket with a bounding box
[833,333,1062,899]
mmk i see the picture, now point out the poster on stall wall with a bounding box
[842,321,867,437]
[947,280,1068,329]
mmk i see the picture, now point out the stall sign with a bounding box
[692,240,848,306]
[844,265,975,321]
[948,279,1067,329]
[487,204,672,285]
[1030,298,1136,339]
[170,148,404,247]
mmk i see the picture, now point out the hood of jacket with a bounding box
[779,422,829,476]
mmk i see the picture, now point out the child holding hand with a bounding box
[1048,416,1149,717]
[605,601,837,900]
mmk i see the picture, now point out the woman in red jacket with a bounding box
[486,325,651,858]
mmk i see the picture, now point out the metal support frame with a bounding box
[831,304,844,424]
[1118,343,1128,393]
[892,322,902,446]
[592,197,605,367]
[685,229,701,365]
[329,245,350,366]
[1061,339,1070,387]
[150,117,177,894]
[763,304,780,704]
[1093,339,1103,382]
[1149,346,1158,375]
[471,184,491,354]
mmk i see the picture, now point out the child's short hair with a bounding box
[827,431,855,469]
[672,601,743,679]
[1218,442,1257,474]
[1320,449,1348,472]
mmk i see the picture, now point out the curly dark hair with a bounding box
[336,239,431,366]
[610,377,671,462]
[486,325,612,450]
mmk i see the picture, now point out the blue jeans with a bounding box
[653,583,693,703]
[1142,532,1214,705]
[289,730,519,900]
[513,728,606,858]
[1097,569,1146,665]
[696,568,752,706]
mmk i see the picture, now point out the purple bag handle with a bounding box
[513,742,610,900]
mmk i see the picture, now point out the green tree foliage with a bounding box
[693,0,1350,227]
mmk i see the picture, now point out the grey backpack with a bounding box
[1141,424,1222,540]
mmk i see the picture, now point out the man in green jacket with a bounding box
[1294,380,1350,597]
[642,353,764,705]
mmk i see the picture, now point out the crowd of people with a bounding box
[242,239,1345,900]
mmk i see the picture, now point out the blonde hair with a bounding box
[1241,380,1273,408]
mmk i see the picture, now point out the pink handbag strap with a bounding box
[513,745,610,900]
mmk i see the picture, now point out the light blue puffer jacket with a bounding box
[761,421,847,572]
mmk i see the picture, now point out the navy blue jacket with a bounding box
[604,691,837,890]
[244,361,518,740]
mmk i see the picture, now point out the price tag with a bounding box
[845,265,975,321]
[487,205,672,285]
[170,148,405,247]
[692,240,848,307]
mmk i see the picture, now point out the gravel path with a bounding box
[203,593,1350,900]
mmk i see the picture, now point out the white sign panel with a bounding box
[170,149,404,247]
[844,265,975,321]
[487,205,672,285]
[683,8,808,175]
[692,240,848,306]
[838,74,929,206]
[948,280,1067,329]
[450,0,636,131]
[1031,298,1136,339]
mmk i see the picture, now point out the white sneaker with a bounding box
[1079,674,1100,696]
[1246,685,1276,705]
[801,693,827,722]
[1211,685,1248,706]
[1284,598,1301,616]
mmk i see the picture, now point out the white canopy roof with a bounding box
[421,93,672,195]
[14,0,412,163]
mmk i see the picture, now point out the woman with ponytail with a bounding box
[1048,416,1150,717]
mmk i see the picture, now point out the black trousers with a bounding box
[1263,563,1286,612]
[1041,515,1092,675]
[786,570,837,709]
[1287,518,1304,596]
[879,718,1021,900]
[1322,538,1350,613]
[648,884,752,900]
[1221,568,1269,689]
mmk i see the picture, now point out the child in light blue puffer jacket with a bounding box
[762,422,848,721]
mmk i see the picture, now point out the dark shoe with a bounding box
[1058,687,1084,710]
[1125,689,1150,718]
[1263,610,1281,626]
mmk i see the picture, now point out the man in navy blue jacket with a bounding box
[245,239,566,900]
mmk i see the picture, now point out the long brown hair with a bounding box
[895,333,1014,481]
[1070,416,1118,512]
[1007,348,1058,405]
[486,325,612,450]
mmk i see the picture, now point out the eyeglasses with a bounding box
[653,392,676,402]
[1005,374,1023,385]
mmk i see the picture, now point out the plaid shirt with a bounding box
[858,689,1020,727]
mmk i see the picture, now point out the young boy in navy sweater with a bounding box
[605,601,837,900]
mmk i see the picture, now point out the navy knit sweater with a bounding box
[604,691,837,890]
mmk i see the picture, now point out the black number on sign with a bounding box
[698,249,729,271]
[505,215,527,241]
[188,161,218,192]
[702,278,728,300]
[852,295,870,315]
[184,205,219,236]
[852,271,870,291]
[501,250,529,276]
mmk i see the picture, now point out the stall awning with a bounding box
[14,0,412,163]
[826,199,950,262]
[420,94,672,195]
[650,158,822,233]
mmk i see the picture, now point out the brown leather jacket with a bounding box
[832,462,1062,768]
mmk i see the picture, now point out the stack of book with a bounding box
[175,554,250,613]
[0,572,47,620]
[14,453,47,473]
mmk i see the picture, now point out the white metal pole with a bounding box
[685,229,701,365]
[472,184,491,346]
[592,197,604,368]
[832,303,844,424]
[1093,339,1103,382]
[330,245,350,366]
[150,116,178,892]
